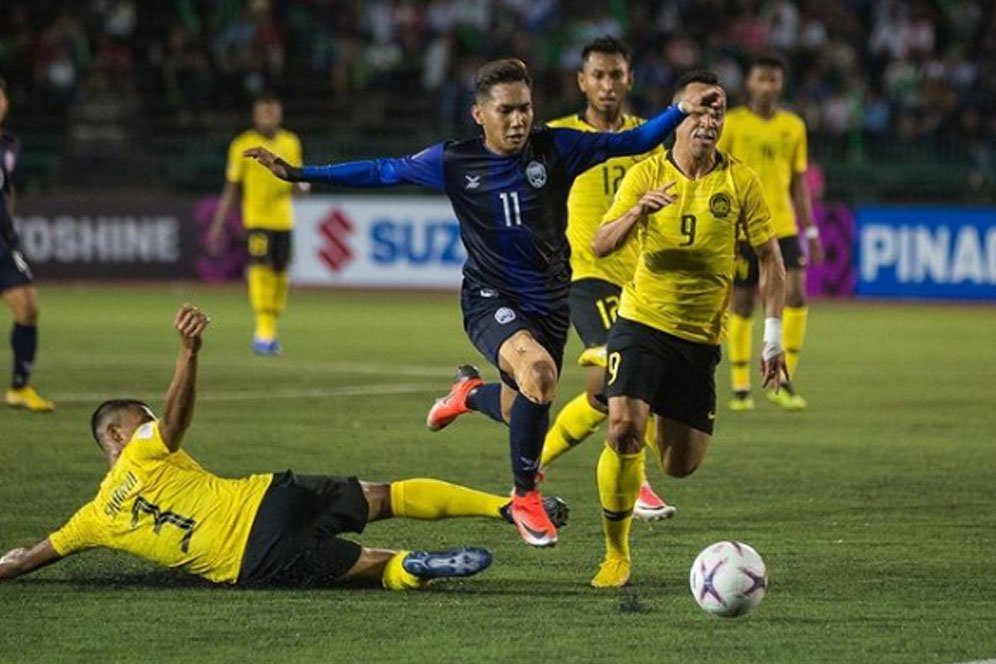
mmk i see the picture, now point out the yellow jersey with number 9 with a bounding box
[225,129,302,231]
[604,151,774,345]
[48,422,272,584]
[546,114,662,287]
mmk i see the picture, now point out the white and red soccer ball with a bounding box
[689,541,768,617]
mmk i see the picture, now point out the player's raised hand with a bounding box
[760,351,790,393]
[243,146,291,180]
[175,304,210,352]
[678,86,724,117]
[636,181,677,215]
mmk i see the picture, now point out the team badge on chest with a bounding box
[709,192,732,218]
[526,160,547,188]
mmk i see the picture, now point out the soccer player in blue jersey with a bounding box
[245,59,720,548]
[0,78,54,413]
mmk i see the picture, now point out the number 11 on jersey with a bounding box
[499,191,522,227]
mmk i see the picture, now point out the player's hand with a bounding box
[175,304,210,352]
[635,181,677,215]
[243,146,290,180]
[807,236,825,265]
[0,547,27,579]
[679,86,724,117]
[760,352,790,393]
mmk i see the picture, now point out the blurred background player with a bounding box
[208,93,306,356]
[589,71,787,587]
[0,304,568,590]
[0,77,53,413]
[244,59,719,549]
[542,37,675,521]
[718,55,824,412]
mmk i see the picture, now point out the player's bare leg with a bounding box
[3,285,53,413]
[542,358,675,520]
[592,394,651,588]
[494,330,561,547]
[653,417,712,479]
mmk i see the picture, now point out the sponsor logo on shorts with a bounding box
[494,307,517,324]
[465,174,481,190]
[526,161,547,188]
[709,192,732,218]
[479,288,498,298]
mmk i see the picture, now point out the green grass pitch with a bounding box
[1,285,994,663]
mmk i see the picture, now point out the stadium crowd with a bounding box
[0,0,993,176]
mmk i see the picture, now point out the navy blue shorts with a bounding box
[461,286,570,390]
[0,248,33,293]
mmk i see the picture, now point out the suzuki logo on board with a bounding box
[318,209,354,273]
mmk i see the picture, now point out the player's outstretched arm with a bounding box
[159,304,210,452]
[593,182,677,257]
[755,238,789,391]
[0,540,63,581]
[243,144,445,192]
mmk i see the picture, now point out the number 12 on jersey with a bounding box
[499,191,522,227]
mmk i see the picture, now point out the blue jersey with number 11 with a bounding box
[299,106,686,314]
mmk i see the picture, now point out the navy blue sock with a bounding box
[509,393,551,493]
[467,383,505,424]
[11,324,37,389]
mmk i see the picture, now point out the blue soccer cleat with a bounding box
[402,546,493,581]
[252,338,282,356]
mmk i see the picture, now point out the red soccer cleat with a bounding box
[426,365,484,431]
[633,482,677,522]
[510,490,558,548]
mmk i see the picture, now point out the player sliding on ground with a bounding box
[245,58,719,549]
[589,71,788,588]
[0,305,568,590]
[542,37,674,521]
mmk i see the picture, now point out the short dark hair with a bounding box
[253,91,281,106]
[580,36,633,66]
[474,59,532,101]
[90,399,151,444]
[672,69,721,102]
[748,54,788,74]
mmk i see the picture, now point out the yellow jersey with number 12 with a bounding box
[225,129,302,231]
[546,114,662,287]
[716,107,807,238]
[48,422,272,584]
[604,151,774,345]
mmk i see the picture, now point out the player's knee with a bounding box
[360,482,393,521]
[521,360,557,404]
[607,419,643,455]
[15,301,39,325]
[664,460,700,479]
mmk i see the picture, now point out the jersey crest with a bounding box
[526,160,547,188]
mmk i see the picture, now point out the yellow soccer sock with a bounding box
[272,270,290,314]
[728,313,753,392]
[642,419,660,481]
[783,305,809,382]
[390,479,508,520]
[596,443,644,562]
[248,265,277,340]
[382,551,422,590]
[541,393,606,467]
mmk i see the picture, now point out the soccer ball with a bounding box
[689,541,768,617]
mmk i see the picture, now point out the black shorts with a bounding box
[0,248,33,293]
[734,236,806,288]
[569,278,622,348]
[238,471,369,587]
[461,285,569,390]
[604,317,721,435]
[247,229,293,272]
